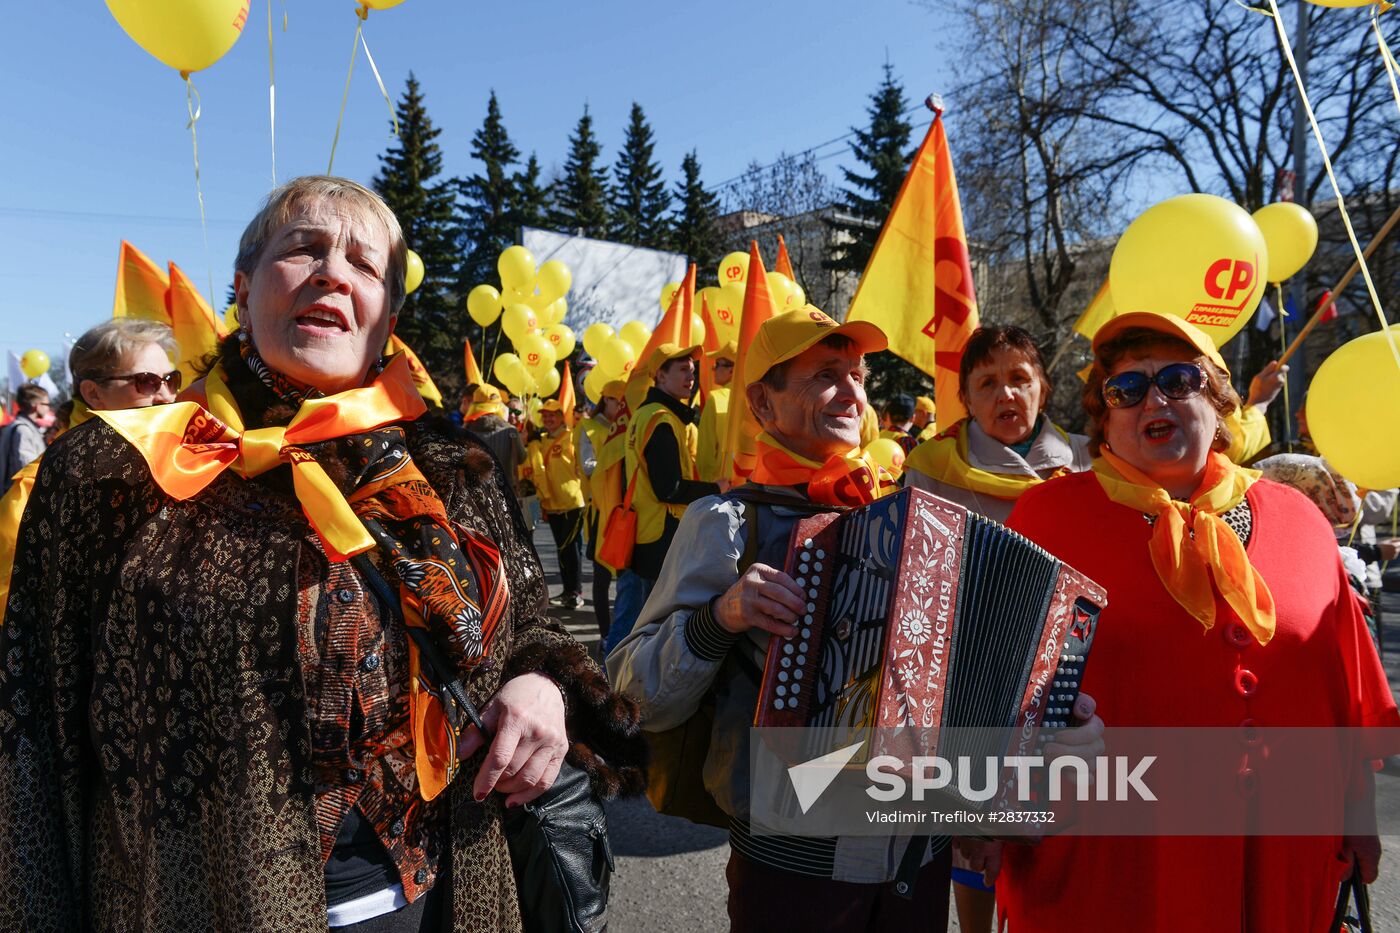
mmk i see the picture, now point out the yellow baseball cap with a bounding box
[744,305,886,384]
[473,384,503,404]
[641,342,701,379]
[1092,311,1228,375]
[540,399,565,413]
[707,341,738,362]
[600,379,627,400]
[915,395,935,414]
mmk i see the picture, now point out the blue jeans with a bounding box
[604,571,654,656]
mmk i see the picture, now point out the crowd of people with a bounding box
[0,173,1397,932]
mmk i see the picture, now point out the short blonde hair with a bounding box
[234,176,407,313]
[70,319,179,384]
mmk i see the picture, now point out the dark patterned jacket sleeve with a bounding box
[0,426,155,930]
[412,420,647,799]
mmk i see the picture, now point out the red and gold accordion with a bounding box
[755,488,1105,749]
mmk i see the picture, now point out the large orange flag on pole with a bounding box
[114,241,171,323]
[845,106,979,427]
[623,263,698,413]
[722,243,780,484]
[166,262,228,386]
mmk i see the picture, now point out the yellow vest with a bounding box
[589,420,628,552]
[626,401,698,546]
[538,428,585,513]
[0,458,40,621]
[577,414,612,504]
[1225,404,1271,465]
[695,385,731,483]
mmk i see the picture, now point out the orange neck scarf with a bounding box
[95,353,426,561]
[751,431,896,507]
[1092,449,1275,645]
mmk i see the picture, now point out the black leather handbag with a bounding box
[353,555,614,933]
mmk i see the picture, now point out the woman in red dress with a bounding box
[997,311,1397,932]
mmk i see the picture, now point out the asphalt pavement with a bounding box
[531,522,1400,931]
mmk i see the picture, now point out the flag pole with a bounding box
[1279,199,1400,364]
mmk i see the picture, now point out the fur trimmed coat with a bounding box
[0,356,646,932]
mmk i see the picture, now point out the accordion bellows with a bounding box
[755,488,1105,750]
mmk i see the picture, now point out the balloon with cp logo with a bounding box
[1109,193,1268,348]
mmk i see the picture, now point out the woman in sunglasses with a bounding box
[70,318,183,410]
[993,311,1398,932]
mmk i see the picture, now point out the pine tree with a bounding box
[670,150,722,273]
[609,102,671,247]
[827,65,923,399]
[826,64,914,275]
[548,106,610,238]
[457,91,521,290]
[372,72,464,397]
[510,153,551,234]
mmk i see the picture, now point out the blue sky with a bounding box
[0,0,958,365]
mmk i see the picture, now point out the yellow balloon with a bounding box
[597,337,638,378]
[713,283,745,341]
[361,0,407,8]
[1304,0,1379,6]
[501,304,539,343]
[717,251,749,287]
[865,438,906,476]
[766,271,807,311]
[105,0,249,74]
[583,366,607,404]
[1307,326,1400,489]
[1252,203,1318,284]
[517,333,557,379]
[619,321,652,351]
[536,366,562,398]
[467,284,502,326]
[20,349,50,379]
[1109,193,1268,348]
[493,353,528,397]
[537,260,572,304]
[527,396,543,427]
[404,249,424,295]
[583,323,615,357]
[498,246,537,294]
[659,281,682,314]
[689,313,706,347]
[543,323,577,359]
[542,298,567,326]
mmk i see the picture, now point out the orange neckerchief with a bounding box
[1093,449,1275,645]
[751,430,896,507]
[96,353,426,561]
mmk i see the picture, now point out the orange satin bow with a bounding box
[96,354,427,560]
[751,430,896,507]
[1093,449,1276,645]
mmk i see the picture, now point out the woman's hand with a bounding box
[457,672,569,807]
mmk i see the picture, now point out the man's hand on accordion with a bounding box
[714,563,807,638]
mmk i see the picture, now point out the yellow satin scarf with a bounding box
[904,418,1073,501]
[1092,449,1276,645]
[96,354,426,561]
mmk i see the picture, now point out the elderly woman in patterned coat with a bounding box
[0,176,645,933]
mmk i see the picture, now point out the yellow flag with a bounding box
[1072,277,1117,339]
[845,111,979,427]
[113,241,171,323]
[464,338,484,388]
[167,262,228,386]
[386,334,444,407]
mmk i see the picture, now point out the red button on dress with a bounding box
[1224,622,1252,649]
[1234,668,1259,698]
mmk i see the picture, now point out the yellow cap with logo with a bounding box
[744,305,886,384]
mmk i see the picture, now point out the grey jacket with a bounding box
[0,415,45,493]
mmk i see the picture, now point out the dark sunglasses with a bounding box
[94,370,183,395]
[1102,362,1205,409]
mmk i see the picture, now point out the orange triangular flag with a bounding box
[624,263,698,412]
[697,292,722,401]
[845,110,980,427]
[385,333,445,407]
[464,338,484,388]
[722,243,779,484]
[166,262,228,386]
[774,234,797,284]
[559,360,576,428]
[114,241,171,323]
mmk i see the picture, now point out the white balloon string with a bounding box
[267,0,277,186]
[1263,0,1399,371]
[1375,8,1400,120]
[359,29,399,139]
[328,9,366,175]
[183,73,216,309]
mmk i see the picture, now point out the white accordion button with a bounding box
[804,538,814,549]
[816,549,826,559]
[778,671,789,682]
[776,685,787,697]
